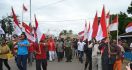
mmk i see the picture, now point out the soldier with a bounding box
[64,37,72,62]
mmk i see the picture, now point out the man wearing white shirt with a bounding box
[91,42,102,70]
[92,43,100,70]
[77,39,85,63]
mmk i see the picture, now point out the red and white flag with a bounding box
[88,22,92,41]
[78,31,84,40]
[83,21,88,40]
[96,24,104,41]
[12,7,22,36]
[12,7,20,26]
[125,22,132,33]
[23,4,28,12]
[106,12,110,28]
[109,15,118,31]
[35,15,38,29]
[40,34,46,41]
[100,6,107,37]
[34,15,45,42]
[25,31,35,42]
[22,22,32,33]
[21,22,35,42]
[92,12,98,38]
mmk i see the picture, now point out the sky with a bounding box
[0,0,131,36]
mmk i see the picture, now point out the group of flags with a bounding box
[11,4,45,43]
[78,6,120,41]
[0,4,132,42]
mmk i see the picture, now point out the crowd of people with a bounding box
[0,32,132,70]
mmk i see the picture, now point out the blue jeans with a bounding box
[78,50,84,63]
[17,55,28,70]
[15,55,19,69]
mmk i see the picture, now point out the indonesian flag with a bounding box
[25,31,35,42]
[23,4,28,12]
[12,7,20,26]
[22,22,32,33]
[22,22,35,42]
[125,22,132,33]
[35,14,38,29]
[12,7,22,36]
[78,31,84,40]
[88,22,92,41]
[100,6,107,37]
[109,15,118,31]
[0,26,5,34]
[40,34,46,41]
[106,12,110,28]
[34,15,45,42]
[83,21,88,40]
[92,12,98,38]
[96,24,104,41]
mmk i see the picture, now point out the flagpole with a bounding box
[22,4,24,24]
[29,0,31,26]
[117,15,119,45]
[108,12,111,56]
[22,7,23,23]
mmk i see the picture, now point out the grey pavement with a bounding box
[3,57,85,70]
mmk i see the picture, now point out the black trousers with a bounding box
[0,58,11,70]
[57,52,63,61]
[84,55,92,70]
[102,57,109,70]
[36,59,47,70]
[109,64,114,70]
[65,47,72,61]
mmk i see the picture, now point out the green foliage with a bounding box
[60,30,73,35]
[7,41,13,49]
[0,15,15,36]
[118,12,128,34]
[127,1,132,15]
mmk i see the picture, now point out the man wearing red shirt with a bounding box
[28,42,35,65]
[48,37,56,61]
[35,40,47,70]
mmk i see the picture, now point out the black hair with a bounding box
[21,32,27,40]
[13,34,18,38]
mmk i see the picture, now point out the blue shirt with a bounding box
[17,40,29,55]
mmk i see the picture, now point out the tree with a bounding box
[127,1,132,15]
[0,15,15,38]
[118,12,128,34]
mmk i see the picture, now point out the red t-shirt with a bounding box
[48,41,55,51]
[35,43,47,59]
[28,43,34,52]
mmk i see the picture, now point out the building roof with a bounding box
[119,32,132,37]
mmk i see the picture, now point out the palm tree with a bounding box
[0,15,14,38]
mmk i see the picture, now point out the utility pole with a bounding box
[29,0,31,26]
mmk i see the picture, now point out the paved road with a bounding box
[4,57,129,70]
[4,57,85,70]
